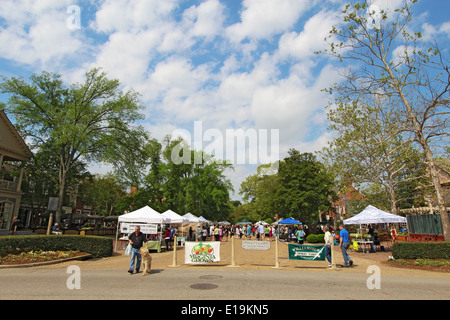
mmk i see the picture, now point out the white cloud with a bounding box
[421,21,450,41]
[2,0,446,197]
[440,22,450,36]
[92,0,178,33]
[277,10,339,61]
[183,0,226,39]
[0,0,85,69]
[86,29,161,86]
[226,0,311,42]
[250,63,340,155]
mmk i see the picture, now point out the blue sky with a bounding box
[1,0,449,200]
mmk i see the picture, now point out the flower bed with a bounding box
[0,250,85,265]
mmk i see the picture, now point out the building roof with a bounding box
[0,110,33,161]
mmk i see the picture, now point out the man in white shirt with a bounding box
[324,226,333,268]
[209,225,214,240]
[258,224,265,241]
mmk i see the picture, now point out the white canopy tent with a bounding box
[343,205,407,225]
[162,209,189,224]
[183,213,201,223]
[162,209,190,238]
[198,216,209,224]
[119,206,170,224]
[343,205,407,248]
[115,206,169,251]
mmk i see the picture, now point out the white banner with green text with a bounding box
[185,242,221,264]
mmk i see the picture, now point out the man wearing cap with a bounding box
[128,226,148,274]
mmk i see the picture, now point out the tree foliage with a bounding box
[318,0,450,239]
[277,150,337,225]
[239,150,337,225]
[322,96,430,214]
[119,137,235,222]
[1,68,149,222]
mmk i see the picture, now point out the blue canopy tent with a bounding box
[275,218,302,242]
[277,218,302,225]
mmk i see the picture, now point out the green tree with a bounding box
[323,96,429,215]
[78,174,127,217]
[239,164,282,222]
[136,136,234,221]
[277,150,337,225]
[1,68,149,222]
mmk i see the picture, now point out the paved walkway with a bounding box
[32,237,448,278]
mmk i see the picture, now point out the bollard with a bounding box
[168,237,181,268]
[46,213,53,236]
[271,235,283,269]
[330,239,341,271]
[227,234,240,268]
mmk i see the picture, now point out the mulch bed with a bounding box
[0,251,89,266]
[382,259,450,273]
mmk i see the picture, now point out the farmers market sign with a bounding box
[120,223,158,235]
[242,240,271,251]
[288,244,326,261]
[185,242,221,264]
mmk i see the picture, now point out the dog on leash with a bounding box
[139,247,152,276]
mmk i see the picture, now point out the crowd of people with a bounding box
[185,223,314,243]
[127,222,402,272]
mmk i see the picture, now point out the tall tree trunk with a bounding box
[387,171,398,216]
[394,82,450,240]
[381,56,450,241]
[56,159,69,224]
[423,145,449,240]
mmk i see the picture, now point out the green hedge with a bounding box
[0,235,113,258]
[306,234,325,244]
[392,242,450,259]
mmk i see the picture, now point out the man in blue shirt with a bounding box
[339,225,353,267]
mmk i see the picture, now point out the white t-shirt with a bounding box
[324,231,333,245]
[258,225,264,234]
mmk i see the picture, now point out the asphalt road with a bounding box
[0,267,448,301]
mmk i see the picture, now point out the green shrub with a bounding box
[0,235,113,258]
[392,242,450,259]
[316,234,325,243]
[306,234,325,244]
[306,234,318,243]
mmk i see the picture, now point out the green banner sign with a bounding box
[288,244,326,261]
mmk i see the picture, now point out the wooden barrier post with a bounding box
[227,234,240,268]
[46,213,53,236]
[330,239,341,271]
[168,237,181,268]
[275,235,279,268]
[271,235,283,269]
